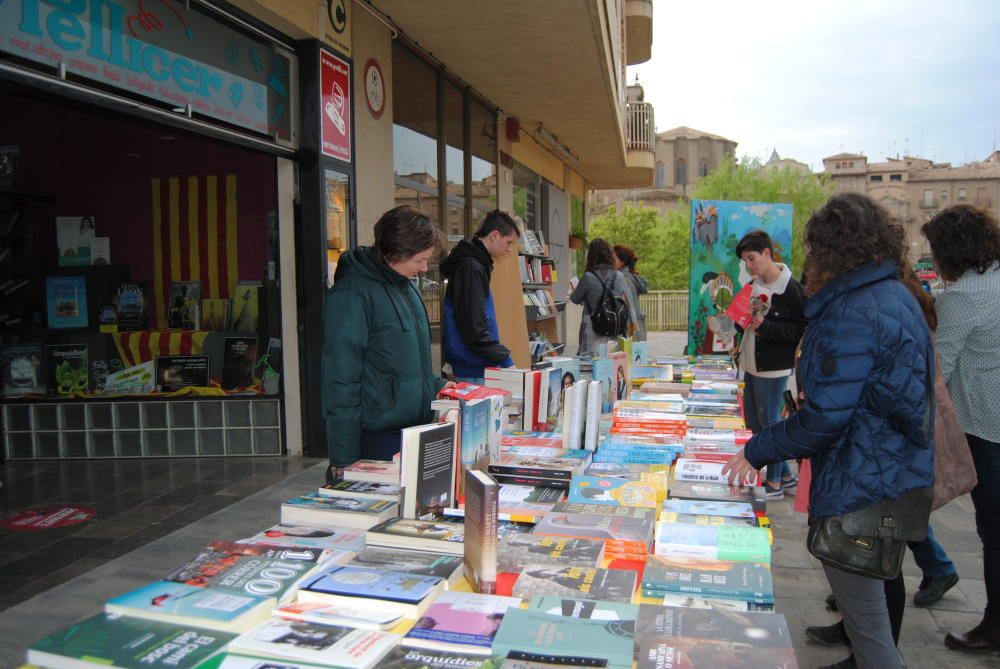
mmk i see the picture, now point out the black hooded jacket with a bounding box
[440,238,511,367]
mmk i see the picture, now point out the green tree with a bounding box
[588,204,674,289]
[691,156,835,277]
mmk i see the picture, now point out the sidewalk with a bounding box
[644,329,996,667]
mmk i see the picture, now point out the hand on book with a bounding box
[721,448,758,487]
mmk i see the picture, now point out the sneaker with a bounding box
[914,573,959,607]
[780,474,799,490]
[805,621,850,646]
[764,483,784,499]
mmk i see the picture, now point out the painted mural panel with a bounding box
[688,200,793,354]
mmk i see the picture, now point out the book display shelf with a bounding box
[2,397,282,459]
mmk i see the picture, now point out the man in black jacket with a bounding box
[735,230,807,499]
[440,210,520,381]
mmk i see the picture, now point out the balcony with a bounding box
[626,0,654,64]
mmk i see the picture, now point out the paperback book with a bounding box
[498,534,605,573]
[568,476,657,508]
[201,298,231,331]
[497,483,565,517]
[46,275,88,328]
[1,343,44,397]
[667,480,767,514]
[281,492,398,529]
[155,354,210,392]
[56,216,95,266]
[488,453,585,480]
[637,639,798,669]
[221,336,258,389]
[512,564,637,602]
[275,601,403,630]
[240,522,366,552]
[318,479,402,501]
[653,524,771,563]
[297,565,445,618]
[228,619,399,668]
[366,516,467,555]
[661,499,756,518]
[167,280,202,329]
[493,608,635,669]
[528,596,638,622]
[46,343,88,395]
[344,459,400,484]
[404,591,521,655]
[635,603,793,647]
[464,469,500,594]
[350,547,464,589]
[105,580,272,632]
[642,555,774,604]
[114,281,148,330]
[659,511,760,529]
[401,421,458,519]
[379,648,506,669]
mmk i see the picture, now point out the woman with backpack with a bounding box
[570,238,635,355]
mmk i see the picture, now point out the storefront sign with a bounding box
[322,0,351,57]
[0,0,293,140]
[0,505,96,531]
[320,49,351,162]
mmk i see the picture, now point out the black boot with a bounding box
[913,573,959,606]
[817,655,856,669]
[806,621,851,646]
[944,616,1000,653]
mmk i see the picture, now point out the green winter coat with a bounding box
[322,246,445,466]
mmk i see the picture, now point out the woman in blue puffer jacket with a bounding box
[725,193,935,669]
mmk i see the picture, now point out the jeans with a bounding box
[743,373,792,485]
[968,433,1000,622]
[823,563,904,668]
[907,524,957,578]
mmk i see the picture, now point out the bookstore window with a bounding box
[513,163,540,229]
[444,82,466,244]
[392,43,440,224]
[470,101,498,222]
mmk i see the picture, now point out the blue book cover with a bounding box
[46,276,88,328]
[106,581,269,626]
[461,398,491,472]
[302,566,443,604]
[592,358,614,412]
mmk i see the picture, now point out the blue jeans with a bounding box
[968,433,1000,621]
[907,524,957,578]
[743,373,792,485]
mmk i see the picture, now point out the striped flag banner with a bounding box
[112,330,211,367]
[151,174,239,328]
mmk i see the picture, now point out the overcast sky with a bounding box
[628,0,1000,171]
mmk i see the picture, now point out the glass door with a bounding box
[324,168,351,287]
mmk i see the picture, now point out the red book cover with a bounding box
[440,382,511,401]
[724,283,754,329]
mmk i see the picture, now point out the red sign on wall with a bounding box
[0,505,96,531]
[320,50,352,162]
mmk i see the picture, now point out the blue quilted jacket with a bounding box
[744,261,935,518]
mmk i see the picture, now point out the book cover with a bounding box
[439,382,512,402]
[281,492,398,529]
[401,422,457,519]
[497,483,564,517]
[1,343,44,397]
[46,343,88,395]
[464,469,499,594]
[610,351,629,404]
[379,647,505,669]
[276,601,403,630]
[512,565,637,602]
[488,454,582,480]
[488,394,503,461]
[98,302,118,333]
[27,612,232,669]
[568,379,588,450]
[637,639,798,669]
[299,565,443,605]
[493,608,634,669]
[550,501,656,519]
[529,596,638,622]
[661,499,756,518]
[653,524,771,563]
[167,280,202,329]
[532,510,654,550]
[231,281,261,331]
[103,360,156,395]
[568,476,657,508]
[156,354,210,391]
[592,357,614,412]
[367,517,466,555]
[221,336,258,390]
[114,281,148,331]
[90,236,111,265]
[667,480,766,513]
[229,619,399,668]
[404,591,521,655]
[105,580,272,632]
[656,593,773,612]
[344,459,400,484]
[659,512,760,529]
[46,275,88,328]
[543,366,564,430]
[56,216,94,266]
[240,522,366,552]
[584,380,601,451]
[459,397,491,500]
[202,298,231,331]
[635,604,793,647]
[166,541,324,601]
[673,457,759,486]
[498,534,604,573]
[350,547,463,584]
[642,555,774,603]
[319,479,402,501]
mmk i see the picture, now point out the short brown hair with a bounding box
[373,206,441,262]
[613,245,638,272]
[922,205,1000,282]
[586,238,615,271]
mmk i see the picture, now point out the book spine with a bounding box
[490,474,570,490]
[488,465,574,480]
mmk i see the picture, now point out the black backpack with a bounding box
[587,271,630,337]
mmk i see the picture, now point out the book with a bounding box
[281,492,399,529]
[550,501,656,518]
[637,639,798,669]
[493,608,634,669]
[464,469,500,593]
[56,216,94,266]
[635,603,793,647]
[350,547,464,589]
[379,647,506,669]
[319,479,402,502]
[275,601,403,630]
[673,457,759,486]
[401,422,458,519]
[404,591,521,655]
[114,282,148,330]
[512,564,637,602]
[46,343,88,395]
[98,302,118,333]
[667,480,767,514]
[439,382,512,402]
[228,619,399,668]
[498,534,605,573]
[46,275,88,328]
[165,541,325,602]
[103,360,156,395]
[231,281,261,331]
[661,499,756,518]
[105,580,272,632]
[642,555,774,604]
[459,397,492,500]
[167,280,202,329]
[532,509,654,553]
[657,593,773,612]
[240,522,366,552]
[1,343,44,397]
[155,354,210,391]
[568,476,657,508]
[653,524,771,563]
[27,612,232,669]
[528,596,638,622]
[344,458,400,484]
[367,516,467,555]
[90,236,111,265]
[497,483,564,517]
[659,511,761,529]
[201,298,231,331]
[297,565,445,618]
[584,380,601,451]
[221,336,258,389]
[488,454,584,481]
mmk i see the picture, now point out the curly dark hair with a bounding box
[586,238,616,271]
[802,193,904,295]
[373,205,441,263]
[921,205,1000,283]
[613,244,638,273]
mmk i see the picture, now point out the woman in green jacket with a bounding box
[323,206,448,479]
